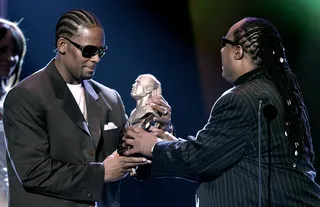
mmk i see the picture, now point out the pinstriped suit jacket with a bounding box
[151,69,320,207]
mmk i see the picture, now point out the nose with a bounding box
[90,53,101,63]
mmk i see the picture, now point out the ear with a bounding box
[234,45,244,60]
[56,37,67,55]
[145,86,153,94]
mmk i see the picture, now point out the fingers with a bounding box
[121,156,152,165]
[146,96,171,116]
[126,126,144,134]
[122,130,140,155]
[124,161,151,168]
[124,147,143,157]
[162,131,178,141]
[150,127,166,137]
[150,127,178,141]
[125,126,149,139]
[121,140,131,148]
[150,103,171,117]
[124,148,138,156]
[146,96,168,105]
[153,116,171,125]
[124,137,135,146]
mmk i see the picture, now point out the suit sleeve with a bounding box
[151,92,252,181]
[3,87,105,201]
[113,89,129,156]
[113,89,128,142]
[113,89,128,127]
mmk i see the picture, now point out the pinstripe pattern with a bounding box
[151,69,320,206]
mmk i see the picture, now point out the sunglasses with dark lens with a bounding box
[221,37,238,48]
[64,37,108,58]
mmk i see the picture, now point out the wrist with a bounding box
[151,144,155,153]
[162,131,178,141]
[151,138,162,153]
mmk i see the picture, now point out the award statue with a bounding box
[118,74,163,179]
[127,74,162,130]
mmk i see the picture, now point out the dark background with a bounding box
[3,0,320,206]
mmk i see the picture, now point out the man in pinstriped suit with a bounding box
[123,17,320,206]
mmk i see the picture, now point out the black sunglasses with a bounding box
[221,37,238,48]
[221,36,247,53]
[64,37,108,58]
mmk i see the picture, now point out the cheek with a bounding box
[221,49,227,60]
[223,51,233,65]
[70,54,86,75]
[136,86,144,94]
[69,48,86,64]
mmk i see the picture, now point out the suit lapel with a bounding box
[83,80,101,147]
[46,60,91,137]
[61,89,91,137]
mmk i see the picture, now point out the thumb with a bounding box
[112,150,119,157]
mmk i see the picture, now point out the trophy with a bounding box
[118,74,163,179]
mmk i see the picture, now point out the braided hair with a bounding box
[0,18,26,92]
[233,17,314,163]
[55,9,102,47]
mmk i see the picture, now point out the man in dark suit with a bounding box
[2,9,159,207]
[123,17,320,206]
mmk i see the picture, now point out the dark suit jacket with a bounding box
[3,59,127,207]
[151,69,320,206]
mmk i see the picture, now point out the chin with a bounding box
[221,71,226,79]
[221,73,232,83]
[80,74,94,80]
[81,71,95,79]
[0,67,11,77]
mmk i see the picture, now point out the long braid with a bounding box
[234,17,314,163]
[55,9,102,47]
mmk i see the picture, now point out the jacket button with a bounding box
[90,150,95,156]
[88,193,93,198]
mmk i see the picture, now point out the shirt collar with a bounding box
[234,67,267,86]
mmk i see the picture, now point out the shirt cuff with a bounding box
[151,144,156,153]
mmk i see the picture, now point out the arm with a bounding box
[151,92,252,181]
[3,87,104,201]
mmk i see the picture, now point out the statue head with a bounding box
[131,74,162,100]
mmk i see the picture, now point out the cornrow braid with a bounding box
[55,9,102,47]
[234,17,314,163]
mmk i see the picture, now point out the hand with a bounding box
[146,96,172,132]
[149,126,178,141]
[123,126,162,157]
[102,150,151,182]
